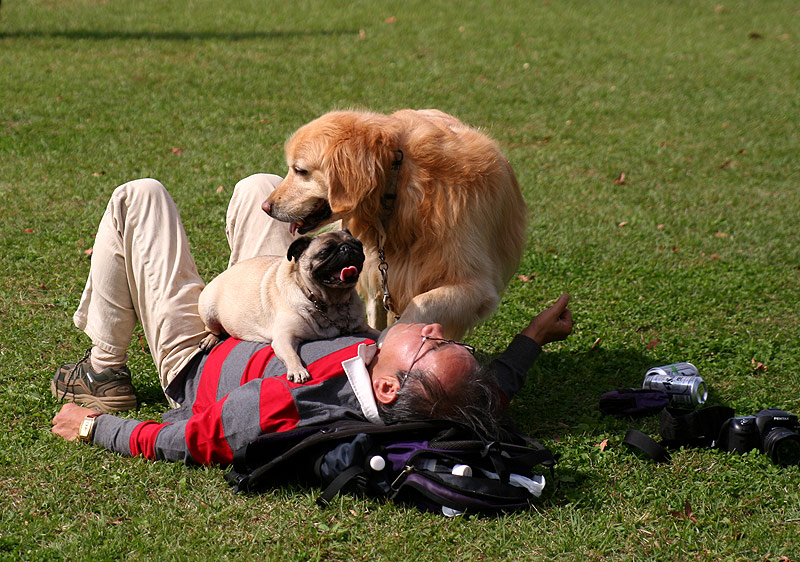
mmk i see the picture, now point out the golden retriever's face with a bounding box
[262,111,398,235]
[265,144,334,235]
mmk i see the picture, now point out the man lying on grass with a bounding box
[50,175,573,466]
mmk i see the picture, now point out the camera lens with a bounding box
[763,427,800,466]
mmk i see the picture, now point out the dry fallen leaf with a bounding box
[684,501,698,523]
[709,253,721,259]
[597,439,609,451]
[385,16,396,24]
[23,228,34,234]
[359,29,366,39]
[618,221,628,227]
[84,247,93,257]
[216,185,224,194]
[719,159,732,169]
[751,359,767,372]
[657,224,665,230]
[647,339,661,350]
[517,274,536,282]
[591,337,602,350]
[170,147,183,155]
[714,232,728,238]
[669,500,698,523]
[614,172,626,185]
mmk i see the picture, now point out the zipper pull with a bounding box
[390,465,414,491]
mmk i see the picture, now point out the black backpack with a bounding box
[225,420,557,516]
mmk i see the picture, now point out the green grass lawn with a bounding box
[1,1,799,560]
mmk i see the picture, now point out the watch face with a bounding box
[79,417,95,440]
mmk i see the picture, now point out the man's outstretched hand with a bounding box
[522,293,574,346]
[52,403,98,441]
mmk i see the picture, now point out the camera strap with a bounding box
[659,406,735,448]
[623,430,672,463]
[621,405,735,463]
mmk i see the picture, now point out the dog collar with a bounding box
[296,273,355,334]
[379,149,404,218]
[295,273,326,312]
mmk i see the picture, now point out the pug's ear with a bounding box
[287,237,312,262]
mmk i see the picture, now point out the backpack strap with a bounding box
[316,465,367,507]
[232,420,445,492]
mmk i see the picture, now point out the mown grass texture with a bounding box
[1,1,799,560]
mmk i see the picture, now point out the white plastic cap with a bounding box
[369,455,386,471]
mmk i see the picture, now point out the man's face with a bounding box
[377,322,478,391]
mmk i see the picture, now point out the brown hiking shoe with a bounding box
[51,349,137,413]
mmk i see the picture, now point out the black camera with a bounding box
[719,408,800,466]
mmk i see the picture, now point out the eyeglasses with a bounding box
[398,336,476,387]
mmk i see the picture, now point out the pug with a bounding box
[198,230,380,383]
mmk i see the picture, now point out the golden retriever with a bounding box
[262,109,527,340]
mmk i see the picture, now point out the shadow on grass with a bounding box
[506,346,676,434]
[506,347,684,509]
[135,379,172,408]
[0,28,359,41]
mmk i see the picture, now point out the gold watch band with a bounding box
[78,412,102,442]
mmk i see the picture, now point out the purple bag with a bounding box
[600,388,669,417]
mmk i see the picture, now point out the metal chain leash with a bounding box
[378,246,400,320]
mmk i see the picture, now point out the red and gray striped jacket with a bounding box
[92,333,541,466]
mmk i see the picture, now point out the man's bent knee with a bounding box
[112,178,172,206]
[232,174,284,205]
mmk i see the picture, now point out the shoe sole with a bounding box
[50,380,137,413]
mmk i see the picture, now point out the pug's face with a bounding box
[287,230,365,291]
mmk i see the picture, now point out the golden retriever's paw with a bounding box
[199,332,221,352]
[286,368,312,384]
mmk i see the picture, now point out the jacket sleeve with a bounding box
[90,413,213,465]
[91,376,299,466]
[91,415,139,457]
[487,334,543,404]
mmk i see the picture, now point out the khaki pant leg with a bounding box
[73,179,206,396]
[225,173,295,267]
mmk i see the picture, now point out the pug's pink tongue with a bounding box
[340,266,359,281]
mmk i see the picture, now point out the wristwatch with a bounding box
[78,412,103,442]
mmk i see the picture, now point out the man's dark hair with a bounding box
[376,364,506,440]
